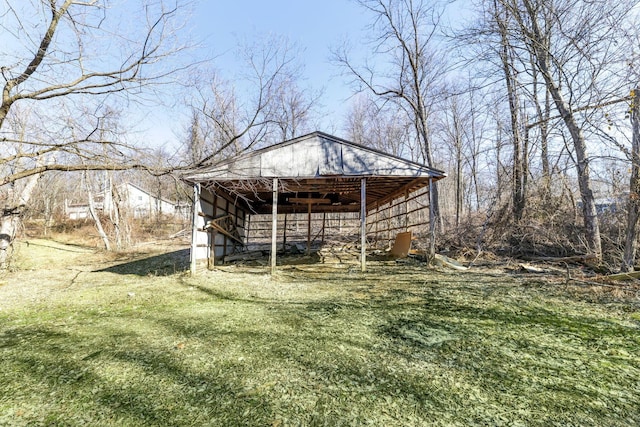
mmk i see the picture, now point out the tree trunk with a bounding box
[495,1,525,222]
[622,89,640,272]
[0,173,41,268]
[455,140,462,228]
[522,0,602,258]
[0,213,19,269]
[84,173,110,251]
[547,84,601,257]
[417,116,442,235]
[530,50,552,198]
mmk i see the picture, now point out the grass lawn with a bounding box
[1,239,639,426]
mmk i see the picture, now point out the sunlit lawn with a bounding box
[1,240,639,426]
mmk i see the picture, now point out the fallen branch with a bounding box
[224,250,264,263]
[518,263,547,274]
[522,254,597,264]
[434,254,468,271]
[605,271,640,281]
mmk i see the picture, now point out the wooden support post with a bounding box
[190,183,200,276]
[307,201,312,255]
[405,189,409,230]
[374,202,379,248]
[209,192,218,270]
[282,213,288,251]
[245,214,251,247]
[321,212,326,244]
[271,178,278,274]
[387,204,391,248]
[429,177,436,261]
[223,199,229,260]
[361,177,367,272]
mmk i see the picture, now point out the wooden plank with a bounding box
[206,221,243,245]
[307,201,312,255]
[224,250,264,263]
[209,191,218,270]
[367,177,426,211]
[434,254,468,271]
[390,231,412,258]
[288,197,332,204]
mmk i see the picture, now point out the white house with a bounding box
[66,182,189,220]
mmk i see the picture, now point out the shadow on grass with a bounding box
[3,264,640,426]
[0,322,275,426]
[96,249,190,276]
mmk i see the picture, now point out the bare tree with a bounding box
[334,0,449,257]
[514,0,638,259]
[438,92,466,228]
[492,0,528,222]
[344,94,414,157]
[189,35,319,166]
[463,0,637,259]
[272,76,322,141]
[0,0,188,266]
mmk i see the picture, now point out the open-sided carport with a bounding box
[182,131,446,274]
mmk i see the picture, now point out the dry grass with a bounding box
[1,239,639,426]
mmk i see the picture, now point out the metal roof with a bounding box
[183,131,446,214]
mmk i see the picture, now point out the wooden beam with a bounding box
[223,198,229,260]
[288,197,332,204]
[245,214,251,247]
[253,203,360,215]
[367,177,425,211]
[205,220,243,246]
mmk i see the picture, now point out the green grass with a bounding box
[1,240,639,426]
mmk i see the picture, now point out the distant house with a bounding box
[65,182,190,220]
[577,194,627,215]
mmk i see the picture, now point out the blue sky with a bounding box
[187,0,371,132]
[143,0,373,148]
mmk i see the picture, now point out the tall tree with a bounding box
[492,0,527,222]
